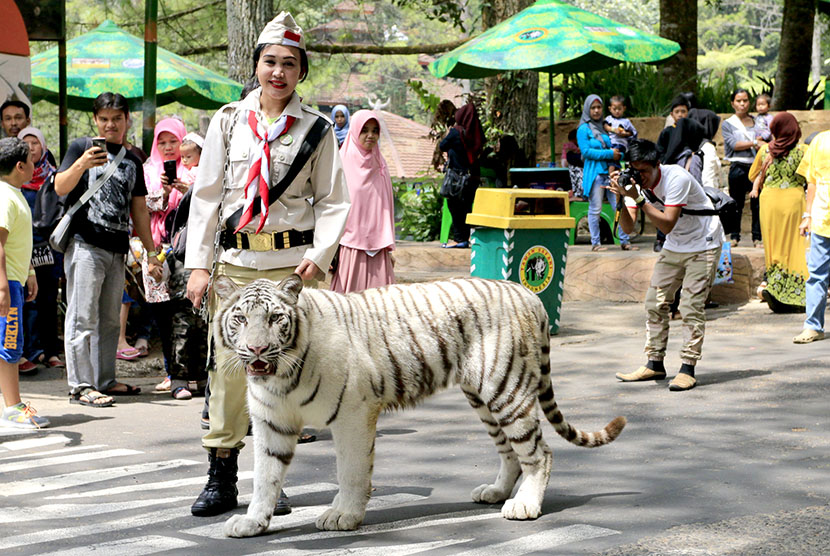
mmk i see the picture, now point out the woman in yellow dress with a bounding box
[749,112,808,312]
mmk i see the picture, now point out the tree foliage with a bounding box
[698,41,767,81]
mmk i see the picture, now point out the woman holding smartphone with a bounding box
[184,12,349,517]
[141,117,188,391]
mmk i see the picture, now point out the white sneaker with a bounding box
[1,402,50,429]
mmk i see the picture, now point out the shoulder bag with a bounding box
[49,146,126,253]
[440,167,469,199]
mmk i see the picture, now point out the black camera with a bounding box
[618,168,638,189]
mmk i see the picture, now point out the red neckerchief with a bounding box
[236,110,296,234]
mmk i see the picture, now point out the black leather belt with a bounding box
[220,229,314,252]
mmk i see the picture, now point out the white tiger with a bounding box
[214,274,626,538]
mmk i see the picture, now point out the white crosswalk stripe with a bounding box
[0,497,192,523]
[1,458,201,497]
[0,448,142,474]
[36,535,198,556]
[0,444,107,461]
[0,437,622,555]
[0,434,73,452]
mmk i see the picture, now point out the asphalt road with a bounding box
[1,299,828,555]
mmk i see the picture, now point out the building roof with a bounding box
[374,110,437,179]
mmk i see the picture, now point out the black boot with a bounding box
[274,489,292,516]
[191,448,239,517]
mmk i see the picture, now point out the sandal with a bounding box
[104,383,141,396]
[298,433,317,444]
[70,388,114,407]
[134,340,149,357]
[187,380,207,396]
[116,348,140,361]
[591,245,608,252]
[172,386,192,400]
[47,356,65,368]
[620,243,639,251]
[155,377,171,392]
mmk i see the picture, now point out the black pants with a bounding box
[728,162,761,242]
[446,178,478,243]
[148,300,175,374]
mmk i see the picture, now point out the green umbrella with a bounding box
[30,20,242,111]
[429,0,680,79]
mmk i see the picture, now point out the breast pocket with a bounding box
[228,136,251,191]
[272,143,312,199]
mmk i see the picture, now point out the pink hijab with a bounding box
[338,110,395,251]
[143,117,186,244]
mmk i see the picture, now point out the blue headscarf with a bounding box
[331,105,350,146]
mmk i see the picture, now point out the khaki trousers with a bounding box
[202,264,316,450]
[644,246,721,365]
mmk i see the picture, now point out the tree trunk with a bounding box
[811,13,822,85]
[482,0,539,165]
[226,0,272,84]
[774,0,817,109]
[658,0,697,95]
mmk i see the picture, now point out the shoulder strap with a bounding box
[63,146,126,220]
[226,116,331,233]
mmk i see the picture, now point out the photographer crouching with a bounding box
[608,139,725,391]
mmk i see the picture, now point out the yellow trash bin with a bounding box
[467,189,575,333]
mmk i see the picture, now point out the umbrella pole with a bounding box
[548,72,555,166]
[142,0,159,153]
[59,36,67,161]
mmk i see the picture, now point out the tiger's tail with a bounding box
[536,314,626,448]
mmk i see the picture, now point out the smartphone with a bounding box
[163,160,178,184]
[92,137,106,153]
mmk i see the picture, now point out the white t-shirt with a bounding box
[631,164,725,253]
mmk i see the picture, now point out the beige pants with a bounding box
[644,246,721,365]
[202,264,317,450]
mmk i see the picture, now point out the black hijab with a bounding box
[688,108,721,142]
[661,118,705,165]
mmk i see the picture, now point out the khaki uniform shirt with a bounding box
[185,90,350,272]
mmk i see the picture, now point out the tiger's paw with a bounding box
[315,508,362,531]
[224,514,269,538]
[501,498,541,520]
[471,483,511,504]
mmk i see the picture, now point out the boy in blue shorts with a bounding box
[0,137,50,428]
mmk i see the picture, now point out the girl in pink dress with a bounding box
[331,110,395,293]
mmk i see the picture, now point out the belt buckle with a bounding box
[249,233,273,251]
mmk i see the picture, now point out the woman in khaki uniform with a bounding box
[184,12,350,517]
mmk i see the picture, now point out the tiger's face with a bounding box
[213,275,304,377]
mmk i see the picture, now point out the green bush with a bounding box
[561,63,754,117]
[562,64,678,118]
[394,177,443,242]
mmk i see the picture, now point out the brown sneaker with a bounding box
[616,366,666,382]
[793,329,825,344]
[668,373,697,391]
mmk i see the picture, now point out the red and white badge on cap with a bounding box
[283,30,301,48]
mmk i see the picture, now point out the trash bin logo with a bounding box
[519,245,554,294]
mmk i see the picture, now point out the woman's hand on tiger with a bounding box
[295,259,324,281]
[187,269,211,308]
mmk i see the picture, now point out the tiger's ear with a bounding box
[277,273,304,304]
[213,275,239,301]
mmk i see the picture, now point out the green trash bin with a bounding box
[467,189,575,334]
